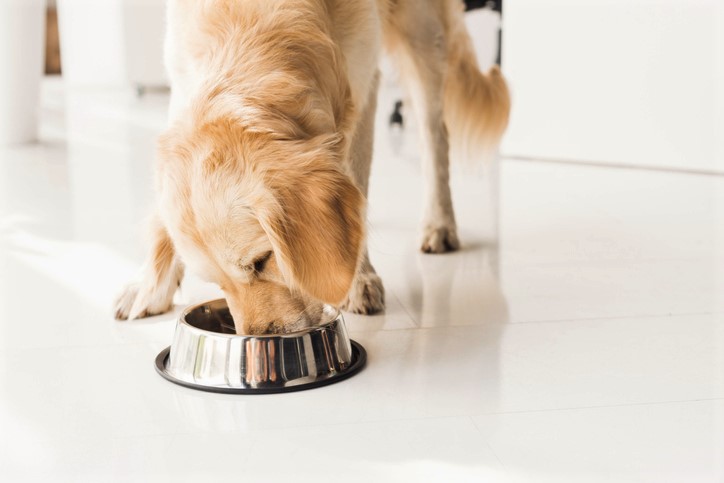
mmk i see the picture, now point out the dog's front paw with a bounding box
[113,282,174,320]
[341,271,385,315]
[420,223,460,253]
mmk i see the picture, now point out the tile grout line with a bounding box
[508,310,722,325]
[468,415,510,474]
[390,291,423,328]
[503,155,724,178]
[471,397,724,418]
[349,310,724,337]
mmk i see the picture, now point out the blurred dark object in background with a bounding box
[465,0,501,13]
[45,6,61,75]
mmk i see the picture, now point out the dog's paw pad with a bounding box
[341,271,385,315]
[420,225,460,253]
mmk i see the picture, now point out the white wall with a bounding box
[501,0,724,173]
[465,7,502,71]
[57,0,125,86]
[57,0,166,87]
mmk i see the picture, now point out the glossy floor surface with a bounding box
[1,79,723,482]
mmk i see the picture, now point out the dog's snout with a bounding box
[223,282,317,335]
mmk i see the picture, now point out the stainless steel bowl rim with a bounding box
[178,298,341,339]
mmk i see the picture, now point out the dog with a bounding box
[114,0,510,334]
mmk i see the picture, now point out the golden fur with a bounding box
[115,0,510,334]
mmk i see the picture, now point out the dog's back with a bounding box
[164,0,508,158]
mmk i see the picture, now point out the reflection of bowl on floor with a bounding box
[155,299,366,394]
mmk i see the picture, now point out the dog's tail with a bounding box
[443,1,510,164]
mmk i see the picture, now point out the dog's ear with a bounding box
[260,162,365,305]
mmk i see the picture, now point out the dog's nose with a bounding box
[223,287,285,335]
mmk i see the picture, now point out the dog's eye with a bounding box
[252,251,272,273]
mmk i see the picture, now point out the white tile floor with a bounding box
[1,79,723,482]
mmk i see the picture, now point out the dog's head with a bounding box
[157,121,364,334]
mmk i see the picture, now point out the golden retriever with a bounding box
[114,0,509,334]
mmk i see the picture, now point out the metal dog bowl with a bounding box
[155,299,366,394]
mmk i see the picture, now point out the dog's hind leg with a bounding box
[114,213,184,320]
[341,71,385,315]
[384,5,459,253]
